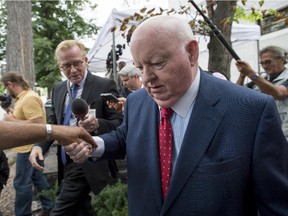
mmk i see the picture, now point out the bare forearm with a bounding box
[252,77,285,99]
[0,121,47,149]
[236,74,245,86]
[0,121,96,150]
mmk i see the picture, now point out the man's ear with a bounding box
[186,40,199,66]
[5,82,13,88]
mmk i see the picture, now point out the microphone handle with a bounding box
[189,0,241,60]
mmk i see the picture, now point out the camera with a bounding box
[0,93,12,109]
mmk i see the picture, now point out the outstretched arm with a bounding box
[235,60,288,100]
[0,121,96,150]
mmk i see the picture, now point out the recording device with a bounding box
[106,44,126,71]
[189,0,241,60]
[100,93,119,102]
[36,158,45,167]
[71,98,89,119]
[0,93,12,109]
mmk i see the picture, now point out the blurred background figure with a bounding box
[117,61,126,71]
[0,150,9,216]
[118,64,143,92]
[236,45,288,139]
[117,61,131,97]
[108,64,144,112]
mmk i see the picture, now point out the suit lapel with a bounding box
[132,93,163,212]
[81,72,93,101]
[161,72,225,214]
[146,102,163,212]
[56,82,68,124]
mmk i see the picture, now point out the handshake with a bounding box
[29,124,98,170]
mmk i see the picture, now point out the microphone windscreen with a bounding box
[71,98,89,117]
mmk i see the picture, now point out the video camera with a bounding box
[0,93,12,109]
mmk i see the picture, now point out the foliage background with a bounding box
[0,0,100,97]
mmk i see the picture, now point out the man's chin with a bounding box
[152,97,174,108]
[70,77,82,83]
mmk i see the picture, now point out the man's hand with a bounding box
[235,60,255,77]
[64,141,92,163]
[107,97,125,112]
[78,113,99,133]
[29,146,45,171]
[53,125,97,148]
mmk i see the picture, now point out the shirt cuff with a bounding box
[89,136,105,161]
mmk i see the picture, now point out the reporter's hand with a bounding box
[29,146,44,171]
[64,141,93,163]
[78,113,99,133]
[107,97,126,112]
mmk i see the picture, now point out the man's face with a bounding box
[4,82,16,98]
[260,51,285,75]
[131,31,196,108]
[58,45,88,84]
[120,75,137,91]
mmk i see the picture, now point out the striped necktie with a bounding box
[61,84,79,165]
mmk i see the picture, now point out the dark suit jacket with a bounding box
[100,70,288,215]
[38,72,123,194]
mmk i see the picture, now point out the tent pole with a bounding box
[257,40,260,74]
[112,31,119,89]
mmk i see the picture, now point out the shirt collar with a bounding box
[171,68,200,118]
[15,89,29,101]
[68,70,88,88]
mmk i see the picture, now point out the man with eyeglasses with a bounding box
[236,45,288,139]
[29,40,123,215]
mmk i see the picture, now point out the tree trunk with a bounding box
[206,0,237,80]
[6,0,35,88]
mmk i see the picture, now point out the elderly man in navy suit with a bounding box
[64,16,288,215]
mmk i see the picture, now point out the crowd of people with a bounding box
[0,15,287,216]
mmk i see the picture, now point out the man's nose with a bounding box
[142,67,156,82]
[70,64,78,72]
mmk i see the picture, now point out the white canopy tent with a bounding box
[87,8,261,81]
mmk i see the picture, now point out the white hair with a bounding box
[118,65,141,77]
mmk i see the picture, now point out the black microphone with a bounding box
[71,98,89,119]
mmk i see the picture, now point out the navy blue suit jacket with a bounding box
[100,70,288,215]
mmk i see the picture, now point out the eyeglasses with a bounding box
[260,60,273,66]
[60,61,84,71]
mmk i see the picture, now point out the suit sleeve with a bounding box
[253,96,288,214]
[95,79,123,135]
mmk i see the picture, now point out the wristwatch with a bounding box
[249,74,258,81]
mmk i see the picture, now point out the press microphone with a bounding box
[71,98,89,119]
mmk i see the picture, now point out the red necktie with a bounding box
[159,107,174,200]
